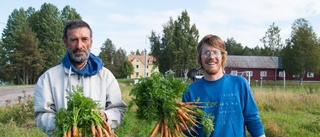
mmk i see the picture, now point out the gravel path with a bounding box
[0,85,35,106]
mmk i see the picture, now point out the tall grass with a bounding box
[0,81,319,136]
[252,86,320,137]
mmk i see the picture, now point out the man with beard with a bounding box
[34,20,127,136]
[182,34,266,137]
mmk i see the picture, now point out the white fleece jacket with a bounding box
[33,64,127,136]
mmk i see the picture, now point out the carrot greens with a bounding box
[54,85,117,137]
[129,72,215,137]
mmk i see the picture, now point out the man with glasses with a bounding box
[182,34,266,137]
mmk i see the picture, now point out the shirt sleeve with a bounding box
[33,73,57,136]
[103,76,127,129]
[242,80,265,137]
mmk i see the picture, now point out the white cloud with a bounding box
[1,0,320,55]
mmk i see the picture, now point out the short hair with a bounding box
[197,34,227,68]
[63,20,92,39]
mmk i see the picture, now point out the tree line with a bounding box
[0,3,133,85]
[1,3,320,85]
[149,10,320,84]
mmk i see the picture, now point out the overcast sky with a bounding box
[1,0,320,55]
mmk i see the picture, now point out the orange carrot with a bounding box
[149,121,161,137]
[177,108,198,127]
[91,125,96,137]
[180,106,199,116]
[72,125,79,137]
[172,128,179,137]
[67,129,72,137]
[174,123,181,133]
[177,114,192,135]
[103,121,118,137]
[103,121,112,133]
[96,125,103,137]
[163,120,168,137]
[177,114,188,129]
[101,128,110,137]
[161,120,166,137]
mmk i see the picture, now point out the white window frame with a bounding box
[231,70,238,76]
[260,71,267,77]
[279,71,285,77]
[307,72,314,78]
[246,71,253,77]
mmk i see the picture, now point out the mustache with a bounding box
[73,49,87,53]
[206,58,216,63]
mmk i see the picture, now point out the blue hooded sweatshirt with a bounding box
[61,52,104,77]
[182,74,265,137]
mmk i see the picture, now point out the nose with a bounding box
[75,40,84,49]
[207,53,216,58]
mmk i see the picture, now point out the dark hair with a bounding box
[63,20,92,39]
[197,34,227,68]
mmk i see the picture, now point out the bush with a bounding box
[0,90,34,127]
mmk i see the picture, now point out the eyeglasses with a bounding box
[201,50,221,57]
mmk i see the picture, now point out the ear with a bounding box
[63,37,68,48]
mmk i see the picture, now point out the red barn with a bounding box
[225,55,320,81]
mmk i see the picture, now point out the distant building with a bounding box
[127,53,159,79]
[225,55,320,81]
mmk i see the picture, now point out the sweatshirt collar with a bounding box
[61,52,104,77]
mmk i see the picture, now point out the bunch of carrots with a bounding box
[148,101,214,137]
[54,85,117,137]
[129,72,215,137]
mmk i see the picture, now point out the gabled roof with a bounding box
[127,54,157,65]
[226,55,282,69]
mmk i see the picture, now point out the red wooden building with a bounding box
[225,55,320,81]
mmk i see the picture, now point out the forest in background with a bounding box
[1,3,320,85]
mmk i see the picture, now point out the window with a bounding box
[260,71,267,77]
[135,72,139,77]
[279,71,285,77]
[231,70,238,76]
[307,72,314,78]
[293,74,300,78]
[136,65,139,68]
[246,71,253,77]
[136,59,139,62]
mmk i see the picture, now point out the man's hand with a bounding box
[99,111,107,122]
[93,109,108,121]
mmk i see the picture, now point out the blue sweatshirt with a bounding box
[182,74,265,137]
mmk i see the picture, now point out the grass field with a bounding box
[0,79,319,137]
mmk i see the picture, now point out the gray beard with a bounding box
[69,50,90,63]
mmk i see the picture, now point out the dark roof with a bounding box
[226,55,282,69]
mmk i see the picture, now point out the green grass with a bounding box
[114,109,156,137]
[0,121,46,137]
[252,86,320,137]
[0,80,319,136]
[0,91,46,137]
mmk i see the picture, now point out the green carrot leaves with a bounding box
[54,85,116,137]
